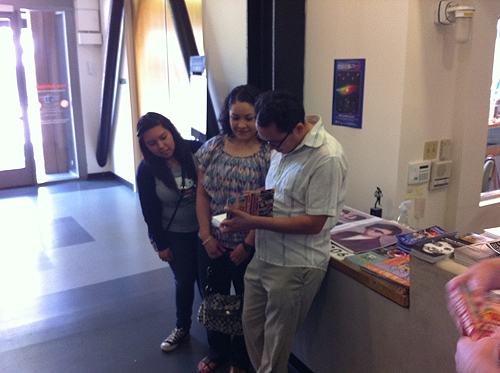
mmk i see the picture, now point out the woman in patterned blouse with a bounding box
[196,85,271,373]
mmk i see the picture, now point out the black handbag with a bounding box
[197,264,244,335]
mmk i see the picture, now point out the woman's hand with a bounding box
[204,237,226,259]
[158,248,173,262]
[230,243,251,266]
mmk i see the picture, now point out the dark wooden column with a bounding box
[247,0,305,102]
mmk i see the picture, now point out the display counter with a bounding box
[292,255,467,373]
[329,257,409,307]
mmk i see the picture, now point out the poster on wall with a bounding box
[332,59,365,129]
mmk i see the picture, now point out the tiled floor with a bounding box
[0,178,211,372]
[0,178,303,373]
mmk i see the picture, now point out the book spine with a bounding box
[363,264,410,287]
[250,193,256,215]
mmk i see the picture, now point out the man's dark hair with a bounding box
[254,90,305,134]
[365,223,402,236]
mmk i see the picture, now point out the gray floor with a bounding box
[0,178,303,373]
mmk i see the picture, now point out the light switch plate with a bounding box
[440,139,452,160]
[424,141,439,160]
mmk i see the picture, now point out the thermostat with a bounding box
[408,161,431,185]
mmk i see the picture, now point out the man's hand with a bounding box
[219,208,257,233]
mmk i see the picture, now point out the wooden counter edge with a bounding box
[329,257,409,308]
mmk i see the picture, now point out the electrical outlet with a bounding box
[423,141,439,160]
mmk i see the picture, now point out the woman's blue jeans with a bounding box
[167,231,202,330]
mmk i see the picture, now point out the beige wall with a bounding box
[83,0,500,233]
[203,0,247,117]
[304,0,500,233]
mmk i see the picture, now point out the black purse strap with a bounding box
[204,262,216,295]
[164,188,185,232]
[164,166,187,233]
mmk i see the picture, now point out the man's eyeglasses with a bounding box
[257,131,291,149]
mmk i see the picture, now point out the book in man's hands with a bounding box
[226,188,275,218]
[447,283,500,340]
[211,188,275,227]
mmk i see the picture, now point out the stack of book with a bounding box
[344,244,406,269]
[458,232,494,245]
[454,240,500,267]
[344,251,386,269]
[395,226,455,253]
[360,254,411,289]
[411,236,466,264]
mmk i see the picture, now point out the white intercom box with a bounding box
[429,160,452,190]
[408,161,431,185]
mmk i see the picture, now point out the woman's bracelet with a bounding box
[202,235,214,246]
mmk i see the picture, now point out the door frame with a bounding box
[0,0,87,189]
[0,7,36,189]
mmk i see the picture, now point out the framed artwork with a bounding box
[332,59,365,129]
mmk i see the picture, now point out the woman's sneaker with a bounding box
[160,328,189,351]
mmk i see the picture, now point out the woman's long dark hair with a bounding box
[136,112,197,192]
[218,84,261,137]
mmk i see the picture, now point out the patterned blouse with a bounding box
[196,135,271,249]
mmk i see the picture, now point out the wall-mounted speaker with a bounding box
[429,160,452,190]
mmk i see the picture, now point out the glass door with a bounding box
[0,5,80,189]
[0,8,36,188]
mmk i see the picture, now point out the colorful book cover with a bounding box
[331,221,414,254]
[373,245,407,259]
[226,189,274,219]
[447,284,500,340]
[344,251,386,269]
[396,226,454,247]
[255,188,274,216]
[457,232,493,245]
[361,254,411,288]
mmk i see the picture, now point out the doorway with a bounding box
[0,6,80,189]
